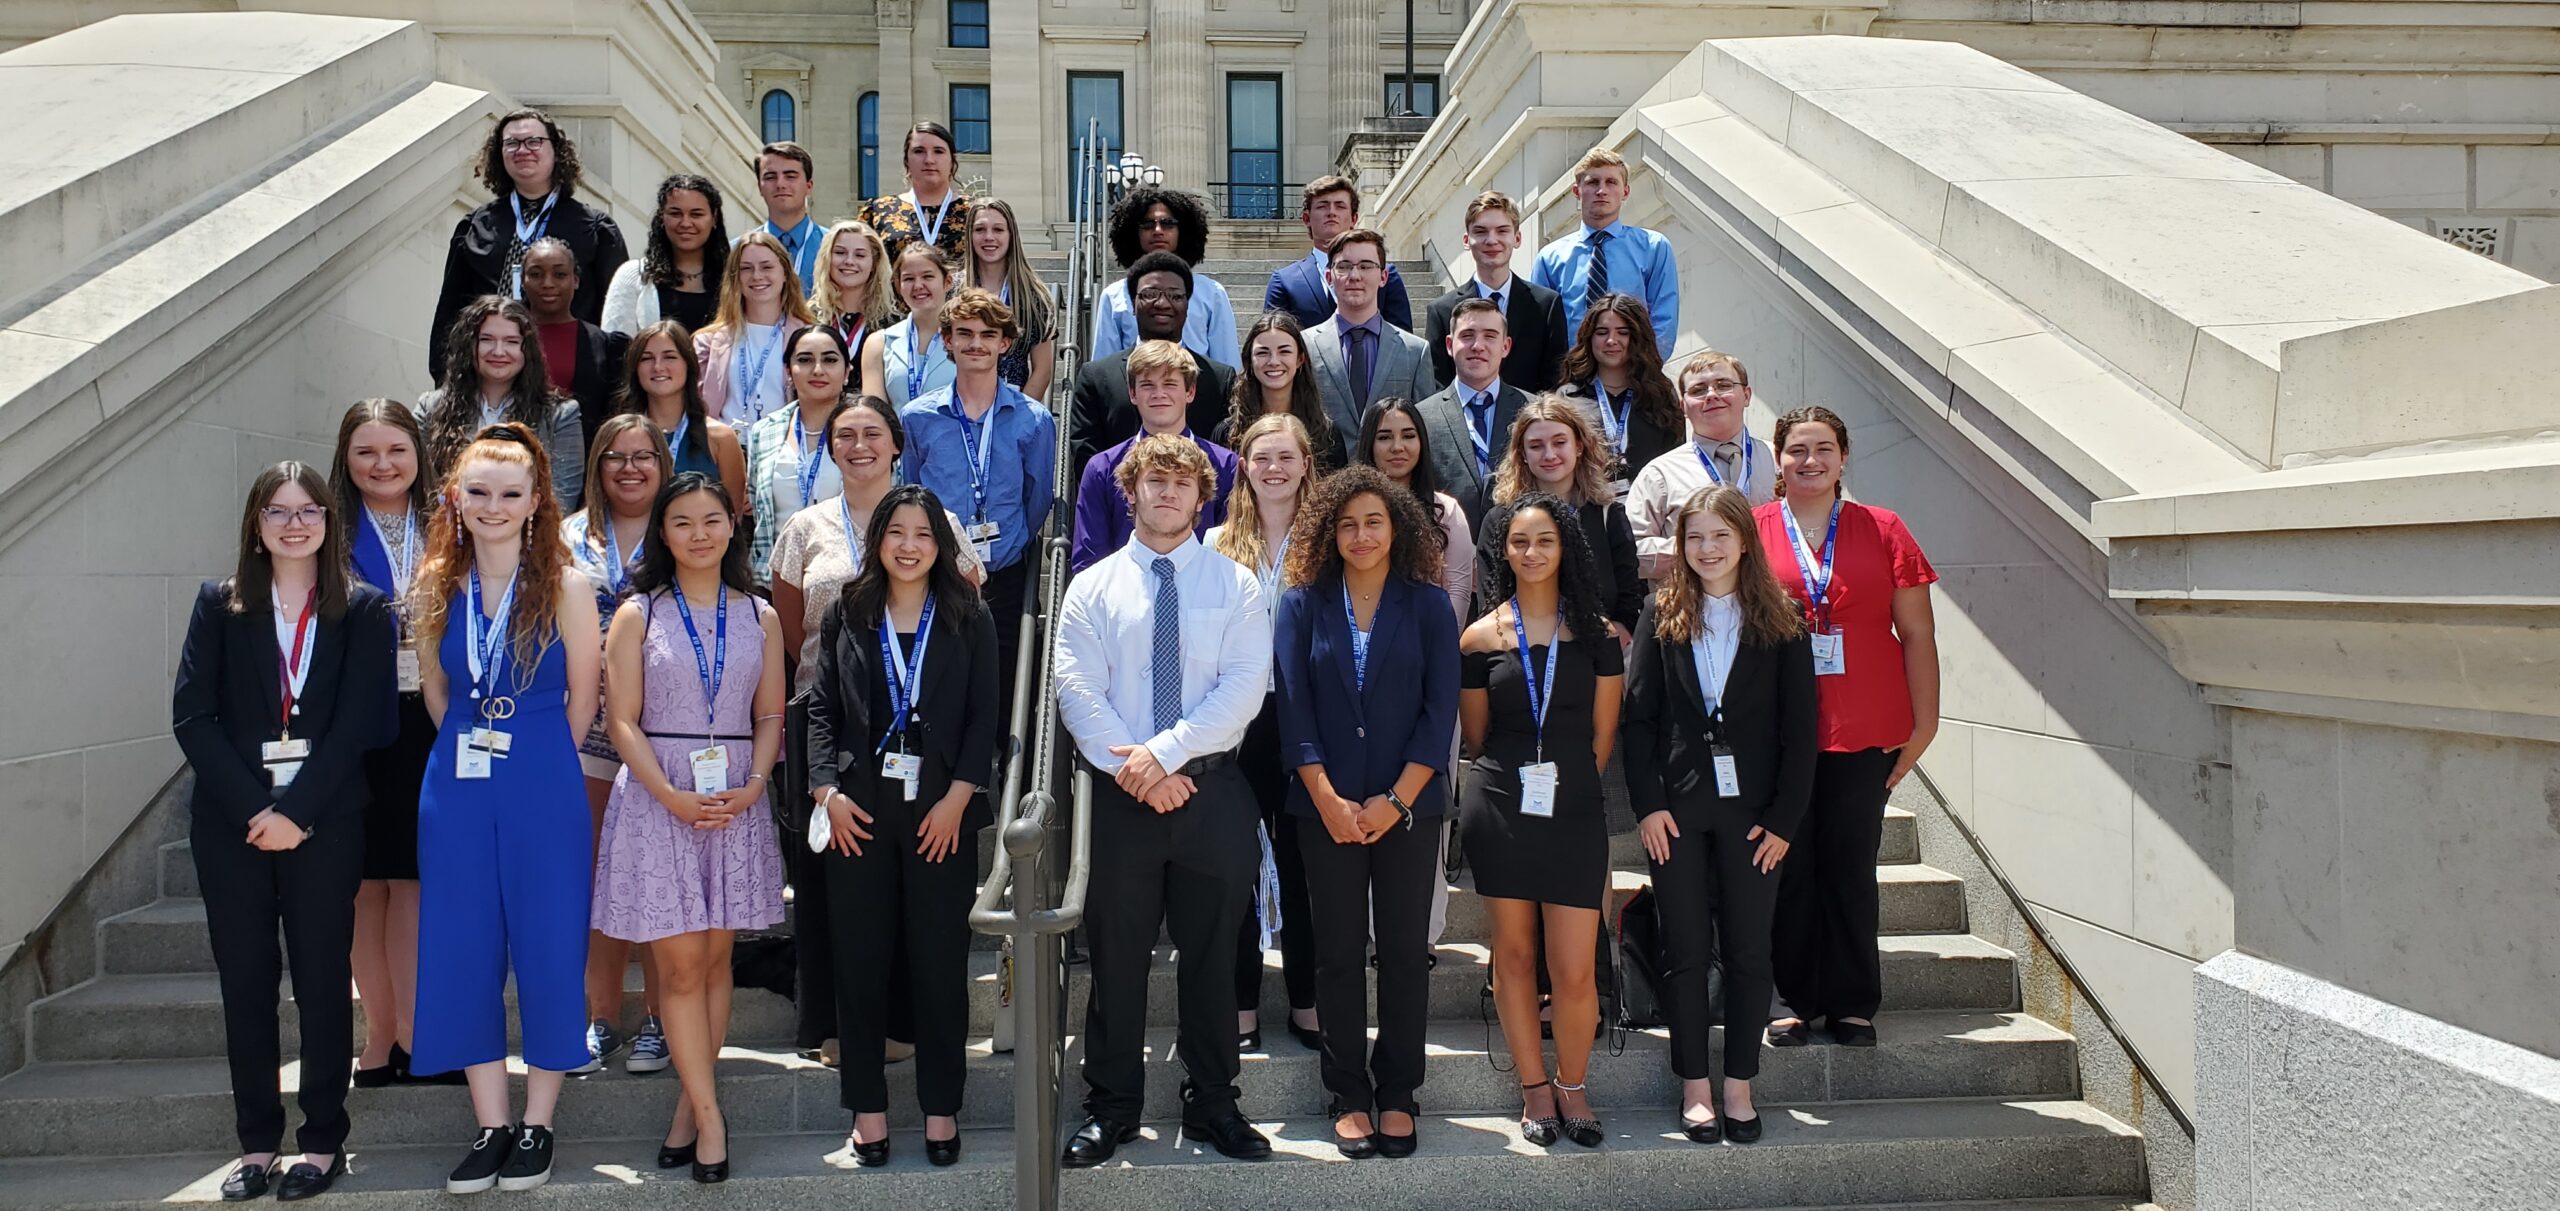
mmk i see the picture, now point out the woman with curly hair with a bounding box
[1213,312,1347,472]
[1087,184,1238,363]
[603,174,729,337]
[1459,492,1623,1152]
[1557,293,1682,496]
[429,108,628,377]
[1475,395,1642,633]
[406,424,603,1193]
[419,295,586,508]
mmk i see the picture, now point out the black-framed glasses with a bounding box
[260,505,328,528]
[501,136,552,152]
[1134,288,1190,305]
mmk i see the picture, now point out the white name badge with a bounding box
[690,745,731,795]
[882,751,922,801]
[396,646,422,693]
[262,738,312,788]
[1810,630,1846,677]
[1519,761,1559,818]
[807,799,833,853]
[967,521,1001,566]
[1712,746,1742,798]
[456,733,492,779]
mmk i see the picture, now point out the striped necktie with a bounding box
[1150,557,1180,731]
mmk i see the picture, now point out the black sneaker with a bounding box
[495,1124,555,1192]
[446,1126,513,1195]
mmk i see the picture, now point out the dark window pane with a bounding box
[1385,74,1441,118]
[950,0,989,48]
[761,89,796,143]
[1067,72,1124,219]
[952,84,991,155]
[858,92,879,197]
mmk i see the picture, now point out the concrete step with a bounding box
[0,1098,2145,1209]
[1437,860,1961,943]
[0,1011,2075,1158]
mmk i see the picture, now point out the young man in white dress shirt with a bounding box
[1053,435,1275,1167]
[1627,349,1778,579]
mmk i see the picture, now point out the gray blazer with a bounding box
[1415,382,1529,531]
[414,388,589,511]
[1304,316,1439,443]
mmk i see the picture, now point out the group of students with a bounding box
[169,101,1940,1202]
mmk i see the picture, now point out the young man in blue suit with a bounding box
[1264,176,1413,332]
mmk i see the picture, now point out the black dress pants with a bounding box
[1295,808,1439,1115]
[823,781,977,1116]
[790,749,912,1053]
[1648,797,1780,1079]
[193,815,364,1155]
[1770,747,1896,1024]
[1233,695,1314,1014]
[1080,760,1255,1124]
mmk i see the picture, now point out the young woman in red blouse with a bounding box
[1753,405,1940,1047]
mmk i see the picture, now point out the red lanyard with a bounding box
[278,588,318,735]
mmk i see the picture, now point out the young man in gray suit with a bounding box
[1302,229,1437,443]
[1414,296,1529,530]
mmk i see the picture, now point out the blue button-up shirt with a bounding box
[1530,219,1680,353]
[1087,274,1240,365]
[898,382,1057,571]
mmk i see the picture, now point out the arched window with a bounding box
[858,92,879,198]
[761,89,797,144]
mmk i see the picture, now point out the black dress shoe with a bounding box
[1372,1111,1418,1159]
[1723,1112,1762,1144]
[657,1141,695,1169]
[1327,1103,1377,1159]
[1286,1019,1324,1052]
[1681,1114,1722,1144]
[1830,1019,1878,1047]
[691,1157,729,1184]
[1239,1029,1263,1053]
[276,1153,345,1202]
[1181,1108,1272,1159]
[1768,1021,1813,1047]
[849,1133,890,1168]
[219,1161,272,1201]
[352,1060,396,1089]
[924,1135,961,1167]
[1061,1116,1136,1168]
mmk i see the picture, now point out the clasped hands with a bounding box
[657,783,757,831]
[1319,792,1401,845]
[1108,744,1195,813]
[244,807,307,852]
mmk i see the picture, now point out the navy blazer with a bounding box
[1273,573,1461,819]
[172,580,399,831]
[1263,250,1415,333]
[1620,601,1818,842]
[804,590,1002,819]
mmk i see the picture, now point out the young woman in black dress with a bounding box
[1457,492,1622,1149]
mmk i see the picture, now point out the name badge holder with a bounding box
[265,588,319,789]
[807,796,834,854]
[878,596,939,802]
[1696,627,1744,799]
[369,508,426,693]
[459,567,521,781]
[955,409,1000,564]
[671,584,732,795]
[1782,499,1848,677]
[1510,600,1563,819]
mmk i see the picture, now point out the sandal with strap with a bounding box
[1555,1080,1605,1148]
[1518,1080,1560,1147]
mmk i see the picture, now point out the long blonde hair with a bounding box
[968,198,1055,344]
[705,229,817,338]
[811,221,895,334]
[1213,414,1315,573]
[1490,394,1612,507]
[1651,485,1804,646]
[409,424,570,681]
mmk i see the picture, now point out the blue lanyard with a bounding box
[465,566,520,703]
[1257,532,1290,607]
[1595,385,1633,453]
[909,192,956,247]
[1508,599,1562,763]
[1341,582,1371,692]
[766,217,814,266]
[837,494,867,573]
[876,594,938,752]
[794,413,829,507]
[1695,437,1752,490]
[953,404,995,521]
[1780,499,1843,626]
[365,507,419,594]
[669,585,729,728]
[736,325,784,417]
[905,328,942,401]
[511,192,556,245]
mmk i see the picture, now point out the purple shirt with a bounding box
[1069,431,1239,572]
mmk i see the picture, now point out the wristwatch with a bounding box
[1385,788,1415,830]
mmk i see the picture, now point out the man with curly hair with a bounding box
[1087,185,1239,364]
[428,109,628,379]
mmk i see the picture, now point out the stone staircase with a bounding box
[0,803,2155,1209]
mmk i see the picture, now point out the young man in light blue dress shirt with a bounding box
[1529,146,1680,354]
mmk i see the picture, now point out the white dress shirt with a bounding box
[1628,432,1778,572]
[1055,533,1272,774]
[1689,592,1743,712]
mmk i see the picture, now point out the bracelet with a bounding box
[754,712,784,722]
[745,772,768,786]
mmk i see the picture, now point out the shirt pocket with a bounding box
[1180,606,1231,687]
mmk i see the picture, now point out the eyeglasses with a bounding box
[260,505,328,528]
[1687,378,1747,396]
[599,452,662,469]
[501,136,551,152]
[1332,260,1384,276]
[1134,289,1190,305]
[1138,218,1182,232]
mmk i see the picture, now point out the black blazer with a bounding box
[1425,279,1567,395]
[1068,351,1238,477]
[560,320,632,463]
[172,581,399,831]
[1620,601,1818,842]
[1475,498,1642,629]
[805,591,1002,818]
[428,194,629,378]
[1559,380,1681,478]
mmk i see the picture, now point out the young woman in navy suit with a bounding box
[173,461,397,1201]
[1273,463,1461,1159]
[1622,484,1817,1144]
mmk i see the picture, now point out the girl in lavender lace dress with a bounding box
[592,472,788,1183]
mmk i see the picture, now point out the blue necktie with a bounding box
[1467,391,1495,473]
[1585,229,1613,310]
[1150,556,1180,732]
[1346,326,1375,413]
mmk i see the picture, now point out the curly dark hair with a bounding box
[475,108,583,199]
[1478,491,1611,647]
[1108,185,1211,268]
[426,295,560,479]
[1282,463,1444,590]
[641,173,730,290]
[1558,292,1680,434]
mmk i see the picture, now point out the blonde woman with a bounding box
[811,221,895,391]
[694,230,816,425]
[965,198,1056,398]
[1476,395,1642,637]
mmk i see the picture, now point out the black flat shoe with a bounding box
[1682,1114,1722,1144]
[1328,1103,1377,1159]
[1517,1080,1560,1147]
[219,1161,272,1201]
[1830,1020,1878,1047]
[1182,1108,1272,1160]
[352,1061,397,1089]
[848,1133,890,1168]
[1768,1021,1813,1047]
[1286,1019,1324,1052]
[925,1135,961,1167]
[691,1158,729,1184]
[1556,1081,1604,1148]
[1061,1116,1135,1168]
[657,1142,695,1169]
[1724,1112,1763,1143]
[1239,1028,1263,1052]
[1373,1116,1418,1159]
[276,1153,345,1202]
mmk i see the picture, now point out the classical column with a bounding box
[877,0,916,194]
[988,0,1046,235]
[1328,0,1380,168]
[1147,0,1209,192]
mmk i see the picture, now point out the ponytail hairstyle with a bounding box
[408,423,569,679]
[1771,405,1852,500]
[1651,485,1805,646]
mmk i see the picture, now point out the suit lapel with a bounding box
[248,606,285,735]
[1328,581,1365,712]
[1671,628,1711,723]
[1494,387,1526,458]
[1312,327,1356,430]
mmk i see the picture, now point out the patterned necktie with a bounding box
[1467,391,1496,473]
[1717,441,1741,486]
[1346,326,1376,412]
[1585,228,1614,310]
[1150,556,1180,732]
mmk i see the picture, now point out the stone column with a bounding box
[877,0,916,194]
[1328,0,1380,170]
[988,0,1047,235]
[1147,0,1209,192]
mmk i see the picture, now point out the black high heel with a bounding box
[848,1132,890,1168]
[924,1135,961,1167]
[691,1156,729,1184]
[656,1142,695,1169]
[1555,1080,1604,1148]
[1517,1080,1560,1147]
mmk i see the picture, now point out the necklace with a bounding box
[369,506,411,552]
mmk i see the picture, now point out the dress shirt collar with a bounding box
[935,380,1022,422]
[1123,530,1204,573]
[1310,245,1331,270]
[1578,218,1627,240]
[1473,274,1511,305]
[1703,591,1742,628]
[1460,380,1501,411]
[1335,311,1385,343]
